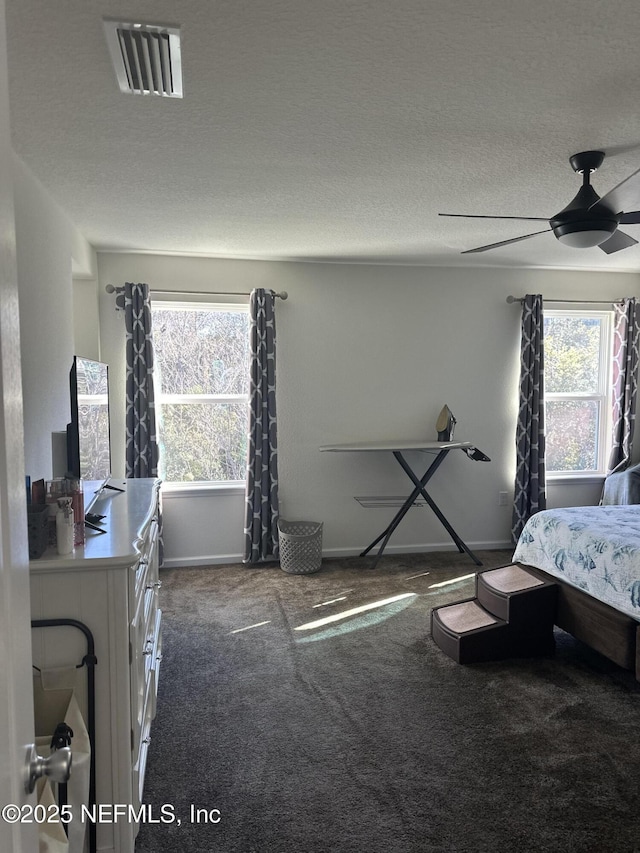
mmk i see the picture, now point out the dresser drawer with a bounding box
[149,609,162,721]
[132,712,152,819]
[131,517,159,604]
[132,643,157,814]
[130,586,154,756]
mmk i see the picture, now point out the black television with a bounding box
[67,356,112,485]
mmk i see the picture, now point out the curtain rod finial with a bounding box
[278,291,288,300]
[506,295,517,304]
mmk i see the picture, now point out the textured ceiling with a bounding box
[6,0,640,270]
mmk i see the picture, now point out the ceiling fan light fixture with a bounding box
[553,216,617,248]
[556,228,615,248]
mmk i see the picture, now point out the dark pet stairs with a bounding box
[431,564,557,664]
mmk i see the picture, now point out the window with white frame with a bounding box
[151,299,250,484]
[544,310,613,476]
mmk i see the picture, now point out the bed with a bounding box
[512,504,640,678]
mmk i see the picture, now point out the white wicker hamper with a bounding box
[278,519,323,574]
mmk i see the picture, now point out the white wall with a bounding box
[95,252,640,566]
[13,155,95,481]
[73,278,100,361]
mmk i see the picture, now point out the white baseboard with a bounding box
[161,540,513,568]
[161,553,245,568]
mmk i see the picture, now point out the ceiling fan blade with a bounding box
[598,230,639,255]
[439,213,549,222]
[592,164,640,216]
[461,229,552,254]
[619,211,640,225]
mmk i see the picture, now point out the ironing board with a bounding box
[320,440,490,568]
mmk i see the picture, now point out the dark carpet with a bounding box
[135,551,640,853]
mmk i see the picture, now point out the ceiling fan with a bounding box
[440,151,640,254]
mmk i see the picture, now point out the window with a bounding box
[151,300,250,484]
[544,310,612,477]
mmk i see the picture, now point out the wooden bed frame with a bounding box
[519,563,640,680]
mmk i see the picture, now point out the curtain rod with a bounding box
[506,295,622,305]
[105,285,288,299]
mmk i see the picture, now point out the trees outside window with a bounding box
[544,311,612,475]
[151,301,250,483]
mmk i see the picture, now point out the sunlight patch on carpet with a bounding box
[428,573,475,588]
[312,596,348,608]
[229,620,272,634]
[295,593,416,631]
[295,595,418,643]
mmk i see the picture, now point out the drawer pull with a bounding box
[142,737,151,745]
[143,640,154,656]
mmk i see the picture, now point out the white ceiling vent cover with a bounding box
[103,19,183,97]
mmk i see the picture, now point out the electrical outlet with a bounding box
[498,491,509,506]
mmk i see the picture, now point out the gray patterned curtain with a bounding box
[512,294,546,543]
[243,289,280,563]
[608,297,640,474]
[124,282,159,478]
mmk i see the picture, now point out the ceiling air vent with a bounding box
[103,19,183,97]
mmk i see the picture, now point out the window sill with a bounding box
[546,474,606,486]
[161,481,245,498]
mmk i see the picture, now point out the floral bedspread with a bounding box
[513,505,640,621]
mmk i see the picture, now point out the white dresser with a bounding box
[29,478,162,853]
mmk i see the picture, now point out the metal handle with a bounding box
[24,744,72,794]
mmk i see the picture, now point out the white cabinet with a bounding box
[30,478,162,853]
